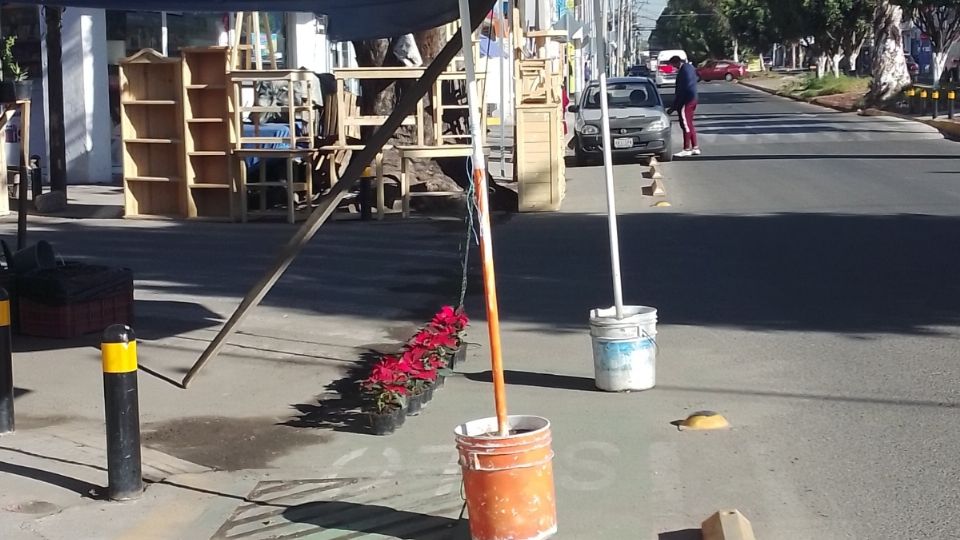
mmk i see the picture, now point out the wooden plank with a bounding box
[182,6,487,387]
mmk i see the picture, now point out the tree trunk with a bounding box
[733,38,739,63]
[792,43,798,70]
[830,53,843,77]
[932,51,948,88]
[846,45,862,76]
[867,1,911,105]
[817,54,828,78]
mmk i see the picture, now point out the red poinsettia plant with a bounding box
[431,305,469,336]
[360,356,409,413]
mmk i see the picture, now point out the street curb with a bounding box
[860,108,960,140]
[739,80,858,113]
[742,80,960,140]
[702,509,756,540]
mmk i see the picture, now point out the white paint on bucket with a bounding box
[589,306,658,392]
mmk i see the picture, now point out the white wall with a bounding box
[60,8,111,184]
[288,12,329,73]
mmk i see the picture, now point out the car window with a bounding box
[717,63,728,69]
[584,82,658,109]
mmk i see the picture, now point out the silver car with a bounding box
[569,77,673,165]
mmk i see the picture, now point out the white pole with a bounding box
[161,11,169,56]
[593,0,625,319]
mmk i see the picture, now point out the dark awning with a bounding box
[23,0,469,41]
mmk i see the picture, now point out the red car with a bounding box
[697,60,746,82]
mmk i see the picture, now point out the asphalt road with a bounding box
[488,81,960,538]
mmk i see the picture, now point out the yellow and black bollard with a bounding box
[102,324,143,500]
[906,88,917,114]
[921,89,929,115]
[0,288,13,435]
[949,90,956,120]
[932,90,940,119]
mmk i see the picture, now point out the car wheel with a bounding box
[574,139,588,166]
[724,72,734,82]
[658,150,673,163]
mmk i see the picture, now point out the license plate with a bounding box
[614,137,633,149]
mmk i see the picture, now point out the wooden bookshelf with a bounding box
[119,49,186,218]
[182,47,234,220]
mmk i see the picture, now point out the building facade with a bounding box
[1,5,356,185]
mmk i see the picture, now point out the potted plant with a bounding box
[427,306,469,367]
[1,36,30,103]
[361,359,409,435]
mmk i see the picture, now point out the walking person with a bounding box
[665,56,700,158]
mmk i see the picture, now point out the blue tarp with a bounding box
[23,0,465,41]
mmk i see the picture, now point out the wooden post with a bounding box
[181,0,496,387]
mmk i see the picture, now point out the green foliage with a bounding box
[649,0,732,63]
[719,0,778,51]
[785,74,871,97]
[1,36,25,82]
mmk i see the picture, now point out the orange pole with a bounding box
[473,167,509,436]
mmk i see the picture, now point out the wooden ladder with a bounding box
[231,12,278,71]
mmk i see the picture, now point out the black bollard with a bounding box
[921,90,929,115]
[932,90,940,119]
[29,156,41,201]
[102,324,142,500]
[0,289,13,435]
[949,91,956,120]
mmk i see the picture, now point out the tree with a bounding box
[867,0,912,103]
[720,0,778,63]
[650,0,732,63]
[894,1,960,86]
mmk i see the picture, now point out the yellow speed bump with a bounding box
[654,201,672,208]
[679,410,729,431]
[702,509,755,540]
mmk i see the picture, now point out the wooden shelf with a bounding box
[120,49,186,219]
[182,46,234,220]
[126,138,181,144]
[125,175,181,183]
[191,183,231,189]
[241,105,312,113]
[121,99,178,105]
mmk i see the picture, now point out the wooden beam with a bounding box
[181,0,497,388]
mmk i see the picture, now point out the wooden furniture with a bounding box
[230,11,278,71]
[181,46,234,220]
[515,104,565,212]
[230,69,317,223]
[119,49,185,218]
[398,144,473,218]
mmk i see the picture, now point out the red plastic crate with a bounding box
[18,286,134,339]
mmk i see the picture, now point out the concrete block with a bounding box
[702,509,755,540]
[35,191,68,214]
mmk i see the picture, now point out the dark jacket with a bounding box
[672,63,698,108]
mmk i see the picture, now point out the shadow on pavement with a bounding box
[281,349,385,435]
[659,529,703,540]
[0,460,101,499]
[465,370,597,392]
[492,212,960,335]
[281,500,462,539]
[681,153,960,161]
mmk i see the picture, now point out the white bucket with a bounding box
[589,305,658,391]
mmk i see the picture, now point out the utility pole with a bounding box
[44,7,67,195]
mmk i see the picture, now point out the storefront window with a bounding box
[106,11,162,56]
[167,12,228,56]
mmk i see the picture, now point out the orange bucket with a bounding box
[454,415,558,540]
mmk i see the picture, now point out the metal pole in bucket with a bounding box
[593,0,625,320]
[459,0,509,436]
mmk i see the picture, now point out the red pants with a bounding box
[677,100,698,149]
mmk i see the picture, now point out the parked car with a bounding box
[654,49,688,86]
[627,64,652,78]
[568,77,673,164]
[905,54,920,81]
[697,60,746,82]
